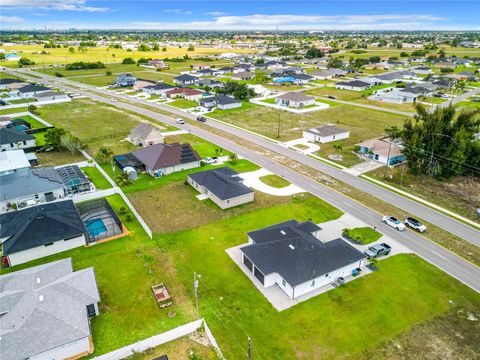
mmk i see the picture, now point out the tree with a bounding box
[402,105,480,179]
[68,47,75,54]
[60,133,85,155]
[54,72,64,77]
[96,146,114,164]
[44,128,66,150]
[217,81,255,101]
[115,171,133,187]
[28,104,38,114]
[162,47,167,52]
[385,125,402,141]
[229,153,239,164]
[18,58,35,67]
[152,42,160,51]
[333,144,343,152]
[122,57,136,64]
[138,43,151,51]
[187,44,195,51]
[305,46,324,59]
[105,69,112,76]
[327,57,343,69]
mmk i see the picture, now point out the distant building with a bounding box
[0,126,36,152]
[199,95,242,110]
[276,92,315,108]
[336,80,371,91]
[127,123,164,147]
[115,73,137,87]
[173,74,198,86]
[147,59,169,69]
[356,139,405,166]
[303,125,350,143]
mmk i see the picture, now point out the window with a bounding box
[44,242,54,247]
[23,141,27,145]
[311,280,315,286]
[325,273,329,277]
[282,279,286,287]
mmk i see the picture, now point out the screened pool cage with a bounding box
[57,165,91,195]
[76,198,123,243]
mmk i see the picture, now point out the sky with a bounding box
[0,0,479,31]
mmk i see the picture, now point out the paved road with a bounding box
[8,68,480,294]
[13,69,480,247]
[438,86,480,107]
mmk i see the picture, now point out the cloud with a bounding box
[0,15,24,23]
[130,13,447,30]
[206,11,227,16]
[0,0,108,12]
[164,9,192,15]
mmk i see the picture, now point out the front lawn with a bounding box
[168,99,198,109]
[343,227,382,244]
[259,174,291,188]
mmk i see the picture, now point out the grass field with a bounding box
[343,227,382,244]
[164,133,232,158]
[259,174,291,188]
[168,99,198,109]
[209,101,407,166]
[0,45,256,67]
[36,149,85,166]
[81,166,113,190]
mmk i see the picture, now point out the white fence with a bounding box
[80,150,153,239]
[92,318,223,360]
[71,188,117,203]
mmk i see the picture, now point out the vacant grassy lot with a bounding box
[36,150,85,166]
[366,165,480,224]
[259,174,291,188]
[35,98,162,155]
[125,335,217,360]
[164,133,232,158]
[128,181,304,233]
[168,99,198,109]
[1,45,256,67]
[0,107,28,115]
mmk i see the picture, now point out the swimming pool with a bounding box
[85,219,108,238]
[273,77,296,83]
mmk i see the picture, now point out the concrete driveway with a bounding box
[239,168,304,196]
[343,159,384,176]
[283,138,320,155]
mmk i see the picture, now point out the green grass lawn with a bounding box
[0,107,28,115]
[343,227,382,244]
[36,150,86,166]
[81,165,113,190]
[419,96,448,104]
[7,98,35,104]
[168,99,198,109]
[259,174,291,188]
[12,114,49,129]
[33,132,46,146]
[260,97,277,104]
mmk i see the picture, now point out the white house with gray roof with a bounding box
[188,167,254,209]
[0,258,100,360]
[240,220,366,299]
[0,167,66,213]
[276,92,315,108]
[303,125,350,143]
[127,123,164,147]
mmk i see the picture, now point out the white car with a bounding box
[203,157,217,164]
[405,217,427,232]
[111,98,117,102]
[382,216,406,231]
[176,118,185,124]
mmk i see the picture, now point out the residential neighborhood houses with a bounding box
[0,25,479,360]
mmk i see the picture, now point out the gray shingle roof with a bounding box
[0,126,35,145]
[242,220,365,286]
[17,84,50,94]
[277,91,314,102]
[199,95,241,106]
[0,167,64,202]
[174,74,198,82]
[0,258,100,360]
[188,167,253,200]
[0,200,86,255]
[144,83,174,91]
[336,80,370,87]
[305,125,348,137]
[128,123,163,141]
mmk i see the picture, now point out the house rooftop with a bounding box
[0,126,35,145]
[336,80,370,87]
[128,123,163,141]
[188,167,253,200]
[0,200,86,255]
[131,142,200,170]
[0,150,30,173]
[305,125,348,137]
[17,84,50,93]
[0,258,100,360]
[356,139,403,157]
[174,74,198,82]
[242,220,365,286]
[200,95,241,105]
[277,91,314,102]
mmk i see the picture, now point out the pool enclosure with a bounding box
[57,165,91,195]
[76,198,123,243]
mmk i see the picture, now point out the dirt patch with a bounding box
[360,306,480,360]
[127,181,292,233]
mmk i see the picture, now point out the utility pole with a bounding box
[277,111,281,138]
[194,272,200,319]
[247,336,251,360]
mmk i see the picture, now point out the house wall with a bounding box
[218,102,242,110]
[143,132,164,146]
[30,336,92,360]
[0,186,65,213]
[0,138,37,151]
[336,84,369,91]
[148,161,199,177]
[7,235,86,266]
[304,131,350,143]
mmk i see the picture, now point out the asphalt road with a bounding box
[9,69,480,293]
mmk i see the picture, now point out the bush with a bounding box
[65,61,105,70]
[54,72,64,77]
[122,57,136,64]
[18,58,35,67]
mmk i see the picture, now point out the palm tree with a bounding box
[228,153,239,164]
[96,146,114,164]
[115,171,133,187]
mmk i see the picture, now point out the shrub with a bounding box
[54,72,64,77]
[65,61,105,70]
[122,57,136,64]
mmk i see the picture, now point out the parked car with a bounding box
[203,157,217,164]
[176,118,185,124]
[364,243,391,258]
[382,216,406,231]
[111,98,117,102]
[328,95,336,99]
[196,116,207,122]
[404,217,427,232]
